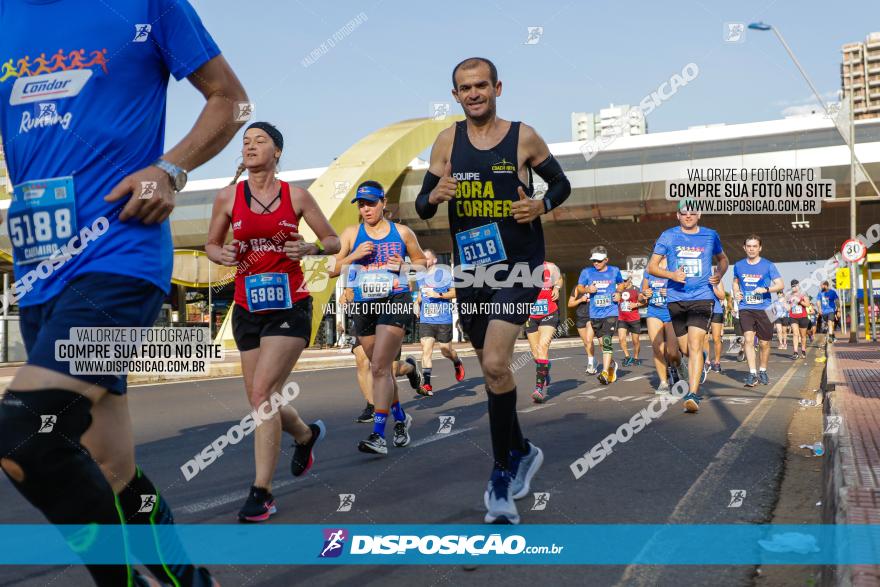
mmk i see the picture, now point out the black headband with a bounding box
[246,122,283,151]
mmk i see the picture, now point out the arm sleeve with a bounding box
[153,0,221,80]
[533,155,571,212]
[415,171,441,220]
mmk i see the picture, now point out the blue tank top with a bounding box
[348,222,409,302]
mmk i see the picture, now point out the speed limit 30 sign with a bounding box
[841,239,867,263]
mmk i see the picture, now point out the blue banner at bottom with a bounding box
[0,525,878,565]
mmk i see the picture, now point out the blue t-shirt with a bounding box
[818,289,839,314]
[417,267,453,325]
[733,257,781,311]
[652,226,724,303]
[578,265,623,319]
[0,0,220,306]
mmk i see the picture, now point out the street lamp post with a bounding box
[749,21,874,343]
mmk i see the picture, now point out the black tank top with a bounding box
[449,120,545,274]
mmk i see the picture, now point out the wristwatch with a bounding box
[152,159,188,192]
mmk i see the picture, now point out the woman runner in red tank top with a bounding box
[524,261,562,403]
[206,122,340,522]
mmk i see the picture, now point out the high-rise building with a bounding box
[571,104,646,142]
[841,32,880,120]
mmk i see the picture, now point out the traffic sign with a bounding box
[841,239,867,264]
[836,268,850,290]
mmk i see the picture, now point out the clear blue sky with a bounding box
[168,0,880,180]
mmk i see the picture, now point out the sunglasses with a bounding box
[357,199,381,208]
[591,259,605,264]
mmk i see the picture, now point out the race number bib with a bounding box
[359,272,393,299]
[423,303,441,318]
[620,302,632,312]
[680,258,702,278]
[245,273,292,312]
[455,223,507,266]
[531,299,549,315]
[651,292,666,307]
[594,295,611,308]
[8,176,77,265]
[745,292,763,305]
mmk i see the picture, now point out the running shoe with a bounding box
[634,358,642,367]
[744,372,758,388]
[454,361,466,382]
[737,350,746,362]
[404,356,423,390]
[417,383,434,397]
[682,392,701,414]
[586,364,598,375]
[655,381,671,395]
[356,403,375,423]
[392,413,412,448]
[712,362,722,374]
[607,359,619,383]
[483,467,519,524]
[701,354,710,384]
[668,365,680,386]
[598,370,610,385]
[800,351,807,359]
[358,432,388,455]
[238,486,276,523]
[622,356,633,367]
[791,352,800,360]
[291,420,325,477]
[531,387,547,403]
[758,371,770,385]
[510,440,544,500]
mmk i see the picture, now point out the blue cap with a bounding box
[351,185,385,203]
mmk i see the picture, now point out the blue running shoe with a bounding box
[683,392,701,413]
[744,372,758,387]
[510,440,544,500]
[758,370,769,385]
[484,467,519,524]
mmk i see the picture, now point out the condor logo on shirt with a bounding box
[675,246,703,258]
[11,69,92,105]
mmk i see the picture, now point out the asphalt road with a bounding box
[0,342,817,587]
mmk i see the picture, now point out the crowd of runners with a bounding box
[0,0,841,582]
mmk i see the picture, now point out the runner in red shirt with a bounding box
[525,261,562,403]
[615,274,643,366]
[207,122,340,522]
[788,279,809,360]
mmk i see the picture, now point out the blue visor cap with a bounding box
[351,185,385,203]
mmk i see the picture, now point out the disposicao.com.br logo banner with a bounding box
[1,525,880,565]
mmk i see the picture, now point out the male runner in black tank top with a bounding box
[415,57,571,525]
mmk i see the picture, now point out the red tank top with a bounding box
[232,181,308,311]
[529,263,559,318]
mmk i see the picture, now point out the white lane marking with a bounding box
[519,403,555,413]
[409,427,476,448]
[579,387,603,395]
[623,375,648,382]
[178,479,298,515]
[616,361,800,586]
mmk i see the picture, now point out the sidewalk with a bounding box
[0,338,591,387]
[822,341,880,587]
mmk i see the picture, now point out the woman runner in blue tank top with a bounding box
[332,180,427,455]
[640,258,682,393]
